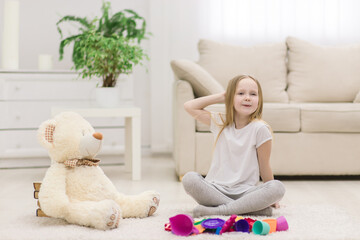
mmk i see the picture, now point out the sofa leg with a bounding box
[179,175,184,182]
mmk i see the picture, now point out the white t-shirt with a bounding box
[205,112,272,196]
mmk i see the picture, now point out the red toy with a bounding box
[164,223,172,232]
[220,215,237,234]
[244,217,256,231]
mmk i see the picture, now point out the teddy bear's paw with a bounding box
[140,191,160,217]
[148,196,160,216]
[96,200,122,230]
[105,207,121,229]
[87,200,122,230]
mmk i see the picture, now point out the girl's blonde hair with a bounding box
[214,75,266,146]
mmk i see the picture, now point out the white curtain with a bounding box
[149,0,360,153]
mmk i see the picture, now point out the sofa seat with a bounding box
[300,103,360,133]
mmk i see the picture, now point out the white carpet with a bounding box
[1,202,359,240]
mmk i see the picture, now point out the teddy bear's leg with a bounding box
[64,199,122,230]
[114,191,160,218]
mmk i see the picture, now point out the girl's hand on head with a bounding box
[221,91,226,103]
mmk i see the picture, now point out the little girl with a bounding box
[182,75,285,217]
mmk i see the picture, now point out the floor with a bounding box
[0,154,360,239]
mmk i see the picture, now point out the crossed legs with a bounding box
[182,172,285,217]
[182,172,233,206]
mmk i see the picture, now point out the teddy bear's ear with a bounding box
[38,119,57,149]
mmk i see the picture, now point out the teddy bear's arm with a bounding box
[39,164,70,218]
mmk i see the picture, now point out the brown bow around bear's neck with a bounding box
[63,158,100,168]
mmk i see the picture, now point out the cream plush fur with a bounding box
[37,112,160,230]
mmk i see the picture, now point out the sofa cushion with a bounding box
[197,39,288,103]
[170,59,224,97]
[301,103,360,133]
[287,37,360,102]
[196,103,300,132]
[262,103,300,132]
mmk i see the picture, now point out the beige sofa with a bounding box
[171,37,360,178]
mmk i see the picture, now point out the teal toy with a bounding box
[253,221,270,235]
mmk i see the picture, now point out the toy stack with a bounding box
[33,181,48,217]
[165,214,289,236]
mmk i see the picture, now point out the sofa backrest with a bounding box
[286,37,360,102]
[171,38,360,103]
[197,39,289,103]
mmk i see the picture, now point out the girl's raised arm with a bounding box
[184,92,225,126]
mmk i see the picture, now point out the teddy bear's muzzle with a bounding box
[79,132,103,158]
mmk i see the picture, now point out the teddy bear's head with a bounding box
[38,112,103,163]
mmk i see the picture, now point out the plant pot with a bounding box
[95,87,121,108]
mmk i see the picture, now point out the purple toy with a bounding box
[234,219,250,232]
[201,218,225,229]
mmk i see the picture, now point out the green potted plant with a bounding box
[56,1,149,106]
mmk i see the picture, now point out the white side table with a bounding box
[51,107,142,180]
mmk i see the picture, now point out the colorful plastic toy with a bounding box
[201,218,225,229]
[276,216,289,231]
[194,218,207,225]
[164,223,172,232]
[234,219,250,232]
[220,215,237,234]
[193,224,205,234]
[169,214,195,236]
[263,218,277,233]
[253,221,270,235]
[244,217,256,231]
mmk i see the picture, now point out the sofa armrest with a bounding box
[173,79,196,178]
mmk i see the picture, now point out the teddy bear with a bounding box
[37,111,160,230]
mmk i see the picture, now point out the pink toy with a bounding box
[169,214,194,236]
[220,214,237,234]
[276,216,289,231]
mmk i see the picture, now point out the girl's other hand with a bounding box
[271,202,280,208]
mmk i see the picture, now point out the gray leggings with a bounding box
[182,172,285,215]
